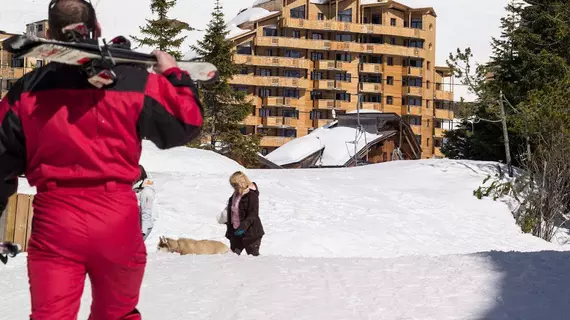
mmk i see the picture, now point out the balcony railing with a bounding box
[403,66,423,77]
[403,105,422,116]
[260,136,294,147]
[361,102,382,111]
[255,36,424,58]
[241,114,259,126]
[313,119,332,128]
[435,108,454,120]
[230,74,308,88]
[360,82,381,93]
[434,128,445,138]
[360,63,383,74]
[233,54,311,69]
[262,116,298,127]
[434,90,454,101]
[404,86,423,96]
[282,17,428,40]
[262,96,302,108]
[312,79,351,91]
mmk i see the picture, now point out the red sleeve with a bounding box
[137,67,204,149]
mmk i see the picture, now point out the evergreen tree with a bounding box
[131,0,192,60]
[190,0,260,168]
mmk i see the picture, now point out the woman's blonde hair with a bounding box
[229,171,251,194]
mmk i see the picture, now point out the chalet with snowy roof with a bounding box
[258,111,420,168]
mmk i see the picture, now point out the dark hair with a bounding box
[48,0,98,41]
[138,165,148,182]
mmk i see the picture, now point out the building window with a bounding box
[404,59,422,68]
[426,137,430,146]
[311,71,323,80]
[283,70,301,78]
[409,40,424,48]
[390,37,396,45]
[336,52,351,62]
[336,93,351,101]
[36,60,44,68]
[338,8,352,22]
[236,45,252,55]
[335,72,351,82]
[335,34,352,42]
[403,77,422,87]
[411,19,422,29]
[317,13,325,20]
[427,61,431,70]
[404,97,422,106]
[426,81,431,89]
[386,96,393,105]
[240,67,248,75]
[390,18,396,26]
[37,24,44,32]
[11,58,24,68]
[311,52,324,60]
[263,27,277,37]
[370,36,383,44]
[434,139,442,148]
[292,30,301,38]
[312,33,323,40]
[259,88,272,97]
[259,68,272,76]
[372,14,381,25]
[387,56,393,66]
[285,49,301,58]
[386,76,394,85]
[284,89,299,98]
[290,5,306,19]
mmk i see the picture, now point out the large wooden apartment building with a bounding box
[0,20,48,100]
[228,0,455,158]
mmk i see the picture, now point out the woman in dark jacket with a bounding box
[224,171,265,256]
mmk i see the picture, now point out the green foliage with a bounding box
[131,0,193,60]
[190,0,259,167]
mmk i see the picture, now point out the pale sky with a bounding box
[0,0,508,101]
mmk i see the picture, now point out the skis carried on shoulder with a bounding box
[0,242,22,265]
[2,23,218,88]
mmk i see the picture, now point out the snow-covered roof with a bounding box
[265,126,384,167]
[227,6,279,28]
[346,109,383,114]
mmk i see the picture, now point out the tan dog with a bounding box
[157,236,230,255]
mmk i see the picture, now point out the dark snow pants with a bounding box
[230,236,262,256]
[27,182,147,320]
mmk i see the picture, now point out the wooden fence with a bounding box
[0,193,34,252]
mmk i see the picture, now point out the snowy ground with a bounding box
[5,141,570,319]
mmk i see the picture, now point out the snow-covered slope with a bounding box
[7,140,570,319]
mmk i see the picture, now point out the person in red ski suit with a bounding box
[0,0,203,319]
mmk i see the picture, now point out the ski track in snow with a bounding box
[5,142,570,319]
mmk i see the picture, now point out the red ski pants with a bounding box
[27,182,147,320]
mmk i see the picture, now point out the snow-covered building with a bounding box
[228,0,455,159]
[260,112,421,168]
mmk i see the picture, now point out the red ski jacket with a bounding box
[0,61,203,204]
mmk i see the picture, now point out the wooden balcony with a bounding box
[313,79,351,91]
[255,36,424,58]
[434,147,444,158]
[404,86,423,96]
[434,128,445,138]
[403,105,422,116]
[242,114,260,126]
[262,116,298,127]
[360,82,381,93]
[361,102,382,111]
[403,67,423,77]
[313,99,337,109]
[435,90,454,101]
[260,136,294,147]
[0,68,15,78]
[435,108,454,120]
[262,96,302,108]
[410,125,421,135]
[336,100,356,111]
[313,119,333,128]
[360,63,383,74]
[282,18,428,40]
[315,60,341,71]
[230,74,308,88]
[233,54,310,69]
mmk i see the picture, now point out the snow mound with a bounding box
[265,126,383,167]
